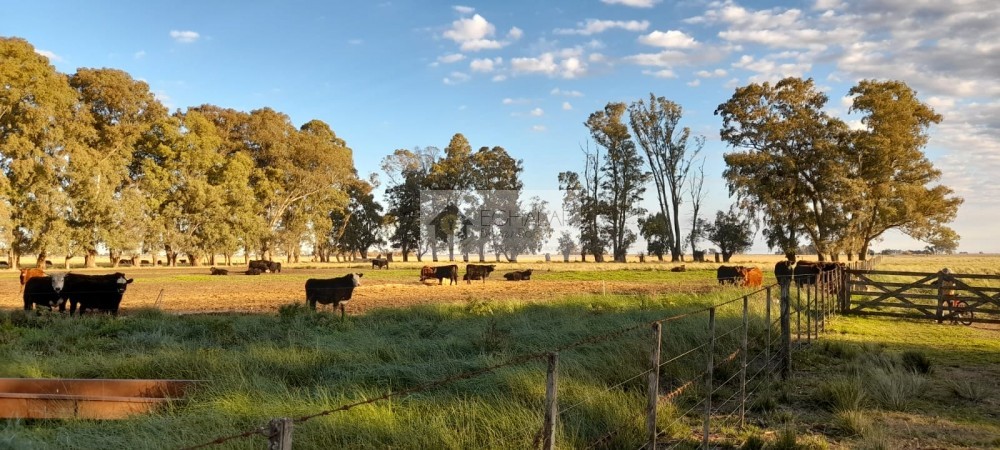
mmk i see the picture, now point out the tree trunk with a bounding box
[36,251,48,268]
[85,250,98,268]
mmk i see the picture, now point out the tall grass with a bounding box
[0,290,772,449]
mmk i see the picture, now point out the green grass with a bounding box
[0,291,767,449]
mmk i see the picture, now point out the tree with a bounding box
[67,68,169,267]
[586,102,649,262]
[557,231,578,262]
[558,145,604,262]
[703,209,754,262]
[330,182,385,259]
[921,226,959,254]
[716,77,850,261]
[687,157,707,256]
[629,94,704,261]
[491,196,552,262]
[470,146,523,262]
[844,79,963,260]
[426,133,474,261]
[382,147,439,262]
[638,213,671,260]
[0,37,82,267]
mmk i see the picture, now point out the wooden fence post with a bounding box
[780,284,791,380]
[647,322,663,450]
[542,352,559,450]
[267,418,293,450]
[703,307,716,449]
[935,269,951,324]
[765,287,772,375]
[739,296,749,428]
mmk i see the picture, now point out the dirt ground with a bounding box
[1,266,720,316]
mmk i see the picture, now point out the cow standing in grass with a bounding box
[23,273,67,312]
[371,258,389,270]
[421,265,458,285]
[19,268,45,294]
[305,273,363,319]
[464,264,496,284]
[62,272,134,315]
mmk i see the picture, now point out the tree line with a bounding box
[2,36,963,267]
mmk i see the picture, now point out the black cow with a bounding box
[268,261,282,273]
[305,273,363,319]
[716,265,743,285]
[210,267,229,275]
[62,272,134,315]
[426,265,458,285]
[793,261,821,287]
[371,258,389,270]
[22,274,68,312]
[0,261,10,269]
[246,268,263,275]
[503,269,532,281]
[249,260,271,273]
[465,264,496,284]
[775,260,795,288]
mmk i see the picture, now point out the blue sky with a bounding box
[4,0,999,254]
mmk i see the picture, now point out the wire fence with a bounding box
[179,266,855,450]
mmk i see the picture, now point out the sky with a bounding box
[3,0,999,254]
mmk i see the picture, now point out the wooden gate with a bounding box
[844,268,1000,324]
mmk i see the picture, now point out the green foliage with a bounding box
[639,212,672,260]
[865,368,927,411]
[704,208,755,262]
[947,379,991,402]
[831,409,872,437]
[816,377,866,412]
[900,350,933,374]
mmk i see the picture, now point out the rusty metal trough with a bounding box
[0,378,197,419]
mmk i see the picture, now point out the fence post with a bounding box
[739,296,749,428]
[935,269,951,324]
[542,352,559,450]
[765,286,772,375]
[647,322,663,450]
[780,284,791,380]
[795,283,801,342]
[805,286,812,343]
[267,418,293,450]
[703,307,716,449]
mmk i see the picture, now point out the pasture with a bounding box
[1,254,998,448]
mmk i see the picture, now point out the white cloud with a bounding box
[687,79,701,87]
[492,74,507,82]
[601,0,659,8]
[531,125,547,132]
[169,30,200,44]
[696,68,728,78]
[554,19,649,36]
[133,50,146,59]
[511,52,588,79]
[502,98,529,105]
[732,54,811,82]
[35,49,63,62]
[530,107,544,117]
[470,57,502,72]
[348,39,363,45]
[562,102,573,110]
[437,53,466,64]
[642,69,677,78]
[638,30,698,48]
[551,88,584,97]
[453,5,475,14]
[507,27,523,40]
[624,50,690,67]
[442,14,510,51]
[443,71,471,85]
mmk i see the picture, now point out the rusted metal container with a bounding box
[0,378,197,419]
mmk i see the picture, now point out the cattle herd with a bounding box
[13,257,843,320]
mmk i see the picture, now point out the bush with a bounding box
[900,350,932,374]
[866,368,926,411]
[770,426,799,450]
[817,377,866,412]
[740,434,766,450]
[948,379,991,402]
[832,409,872,437]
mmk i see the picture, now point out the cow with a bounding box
[371,258,389,270]
[670,265,687,272]
[503,269,533,281]
[464,264,496,284]
[739,267,764,288]
[0,261,10,269]
[421,265,458,285]
[210,267,229,275]
[246,268,263,275]
[717,265,743,285]
[140,259,152,267]
[61,272,134,315]
[305,273,363,319]
[268,261,282,273]
[19,268,46,294]
[774,260,795,288]
[793,261,821,287]
[419,266,434,282]
[22,274,68,312]
[248,260,271,273]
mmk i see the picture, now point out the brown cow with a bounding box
[739,267,763,288]
[419,266,436,282]
[19,268,46,293]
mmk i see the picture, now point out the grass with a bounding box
[0,289,769,449]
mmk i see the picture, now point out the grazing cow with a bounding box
[775,260,795,288]
[61,272,134,315]
[22,274,68,312]
[248,260,271,273]
[19,268,46,294]
[422,265,458,285]
[716,265,743,285]
[246,268,263,275]
[140,259,152,267]
[371,258,389,270]
[305,273,363,319]
[739,267,764,288]
[268,261,282,273]
[210,267,229,275]
[793,261,821,287]
[0,261,10,269]
[670,265,687,272]
[503,269,533,281]
[464,264,496,284]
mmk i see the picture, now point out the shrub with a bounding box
[832,409,872,437]
[948,379,991,402]
[866,368,926,411]
[740,434,766,450]
[770,426,799,450]
[900,350,932,374]
[817,377,866,412]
